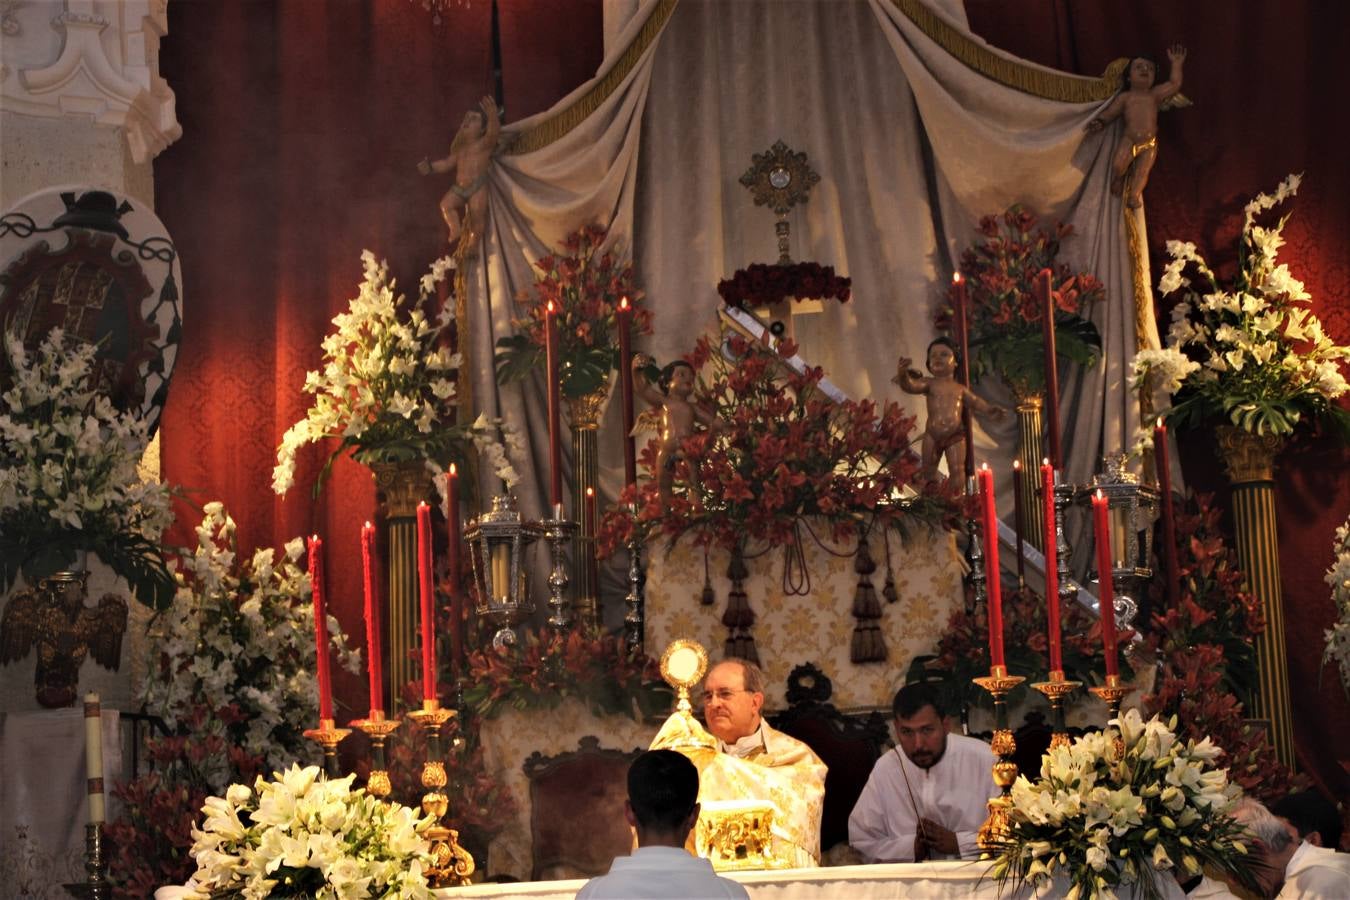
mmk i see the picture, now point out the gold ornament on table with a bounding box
[695,800,782,872]
[407,699,475,887]
[973,665,1025,854]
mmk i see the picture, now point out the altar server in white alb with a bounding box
[848,682,997,861]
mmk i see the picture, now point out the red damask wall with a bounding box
[964,0,1350,797]
[157,1,1348,793]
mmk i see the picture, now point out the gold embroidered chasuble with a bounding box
[649,711,827,867]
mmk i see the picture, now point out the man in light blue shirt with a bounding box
[576,750,749,899]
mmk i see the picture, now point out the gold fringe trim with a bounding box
[889,0,1125,103]
[502,0,679,156]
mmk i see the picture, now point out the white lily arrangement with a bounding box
[1324,515,1350,697]
[188,764,434,899]
[991,709,1254,900]
[273,251,518,498]
[1131,174,1350,445]
[140,504,361,780]
[0,326,176,607]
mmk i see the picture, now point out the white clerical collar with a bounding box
[719,721,766,758]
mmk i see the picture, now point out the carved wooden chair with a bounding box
[767,663,891,856]
[522,736,644,881]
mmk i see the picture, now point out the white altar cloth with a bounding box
[436,860,1188,899]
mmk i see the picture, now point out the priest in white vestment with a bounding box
[650,657,827,867]
[848,682,997,862]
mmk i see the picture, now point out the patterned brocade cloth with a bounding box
[649,712,827,867]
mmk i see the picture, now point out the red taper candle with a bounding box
[308,535,334,722]
[361,522,383,716]
[617,296,637,487]
[1092,490,1119,678]
[1154,419,1180,610]
[417,502,437,701]
[977,464,1005,668]
[1038,268,1062,470]
[545,300,563,507]
[446,464,463,681]
[1041,460,1062,672]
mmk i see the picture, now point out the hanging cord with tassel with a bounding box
[850,526,887,663]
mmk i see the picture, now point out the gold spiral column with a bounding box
[371,461,435,714]
[566,383,611,630]
[1014,393,1045,551]
[1216,426,1295,768]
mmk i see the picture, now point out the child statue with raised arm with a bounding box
[1086,45,1187,209]
[418,95,501,251]
[894,338,1005,484]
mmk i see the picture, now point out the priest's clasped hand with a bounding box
[917,818,958,857]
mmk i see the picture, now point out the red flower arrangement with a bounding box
[717,261,851,310]
[598,333,965,556]
[495,223,652,399]
[1141,494,1301,801]
[106,705,264,899]
[460,625,671,721]
[911,582,1123,713]
[936,205,1105,396]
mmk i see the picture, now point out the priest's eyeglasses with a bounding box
[699,689,750,705]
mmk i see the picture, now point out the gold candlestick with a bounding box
[407,699,475,887]
[973,665,1025,855]
[1031,670,1080,750]
[303,718,352,779]
[1088,673,1131,721]
[353,711,401,799]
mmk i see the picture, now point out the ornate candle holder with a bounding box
[352,711,401,799]
[1052,472,1078,615]
[973,665,1025,855]
[623,505,646,651]
[62,823,108,899]
[541,509,578,631]
[1031,670,1080,749]
[303,718,352,779]
[965,476,985,617]
[407,699,475,887]
[1089,673,1131,721]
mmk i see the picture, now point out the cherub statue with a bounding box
[632,353,722,511]
[418,95,501,251]
[893,337,1006,484]
[1086,45,1187,209]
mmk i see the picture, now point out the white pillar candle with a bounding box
[84,692,104,824]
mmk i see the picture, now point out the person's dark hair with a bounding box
[627,750,699,833]
[1123,55,1158,90]
[713,657,766,694]
[1272,790,1342,850]
[893,681,947,721]
[658,360,694,394]
[925,336,960,374]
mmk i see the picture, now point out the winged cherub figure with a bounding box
[0,574,127,708]
[1086,45,1187,209]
